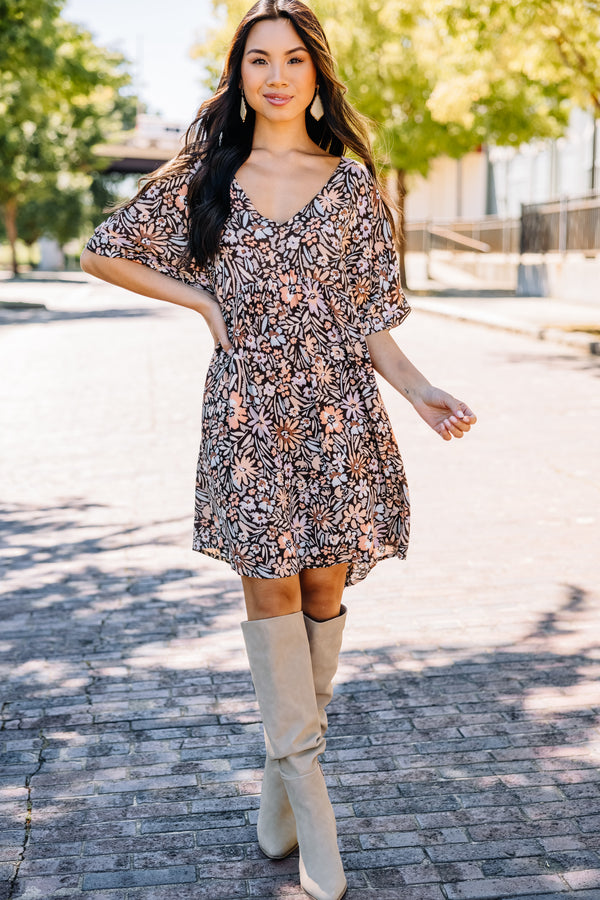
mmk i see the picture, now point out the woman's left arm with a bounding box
[366,330,477,441]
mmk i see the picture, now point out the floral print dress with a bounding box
[86,156,411,586]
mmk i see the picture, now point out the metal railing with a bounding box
[405,198,600,258]
[405,217,520,254]
[521,193,600,253]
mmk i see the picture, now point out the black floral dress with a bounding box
[86,156,411,586]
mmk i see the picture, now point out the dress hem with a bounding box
[191,540,407,587]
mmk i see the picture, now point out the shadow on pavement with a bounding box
[1,501,599,898]
[501,349,600,376]
[0,274,90,284]
[0,308,157,327]
[0,502,194,577]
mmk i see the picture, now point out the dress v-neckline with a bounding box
[233,157,345,227]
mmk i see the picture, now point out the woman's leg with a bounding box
[298,563,348,740]
[241,561,347,621]
[240,570,347,899]
[241,574,301,859]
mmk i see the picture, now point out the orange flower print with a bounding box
[320,406,343,434]
[319,186,340,212]
[232,454,258,487]
[228,391,248,429]
[175,183,188,211]
[279,271,300,307]
[313,356,334,387]
[352,275,370,305]
[231,546,251,569]
[344,503,368,528]
[278,531,296,558]
[348,452,367,478]
[276,487,290,513]
[131,221,169,251]
[358,521,377,552]
[274,418,301,452]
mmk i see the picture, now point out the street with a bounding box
[1,275,599,899]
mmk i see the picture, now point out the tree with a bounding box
[430,0,600,188]
[0,0,136,274]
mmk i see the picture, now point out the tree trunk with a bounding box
[395,168,408,291]
[592,114,598,191]
[4,199,19,276]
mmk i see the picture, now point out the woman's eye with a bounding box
[251,58,267,64]
[289,57,304,64]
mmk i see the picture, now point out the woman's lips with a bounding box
[264,94,292,106]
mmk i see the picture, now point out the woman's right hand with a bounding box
[198,292,233,353]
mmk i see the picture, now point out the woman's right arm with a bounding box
[80,249,232,352]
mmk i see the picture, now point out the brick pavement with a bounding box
[1,276,599,899]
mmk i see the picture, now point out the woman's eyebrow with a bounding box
[245,46,308,56]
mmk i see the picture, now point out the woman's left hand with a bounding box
[412,385,477,441]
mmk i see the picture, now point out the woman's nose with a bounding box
[266,64,288,86]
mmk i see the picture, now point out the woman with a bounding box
[82,2,476,898]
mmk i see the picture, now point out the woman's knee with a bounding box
[241,574,302,621]
[300,564,347,621]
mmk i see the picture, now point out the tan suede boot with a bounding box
[257,757,297,858]
[304,606,347,738]
[256,607,347,860]
[242,612,347,900]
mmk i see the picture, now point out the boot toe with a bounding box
[300,852,347,900]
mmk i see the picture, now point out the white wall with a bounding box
[403,109,598,223]
[488,109,598,217]
[405,151,488,222]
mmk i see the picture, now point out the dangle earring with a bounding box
[240,89,248,123]
[310,85,324,121]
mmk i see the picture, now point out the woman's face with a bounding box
[240,18,317,124]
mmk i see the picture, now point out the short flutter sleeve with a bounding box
[346,166,410,335]
[86,159,213,291]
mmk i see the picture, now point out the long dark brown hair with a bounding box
[129,0,386,267]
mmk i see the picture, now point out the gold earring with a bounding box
[310,86,324,121]
[240,89,247,123]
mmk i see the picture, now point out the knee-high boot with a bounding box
[256,607,347,860]
[242,612,347,900]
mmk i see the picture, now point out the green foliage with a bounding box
[318,0,478,173]
[0,0,136,269]
[8,172,127,246]
[432,0,600,115]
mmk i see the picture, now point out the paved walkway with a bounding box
[1,274,599,899]
[402,253,600,356]
[407,295,600,356]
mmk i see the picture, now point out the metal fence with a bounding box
[521,193,600,253]
[405,217,520,255]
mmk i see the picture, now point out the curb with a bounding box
[409,299,600,356]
